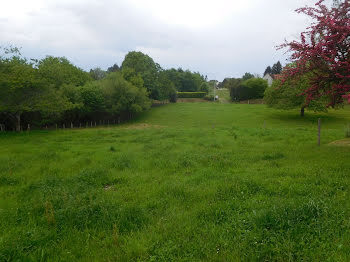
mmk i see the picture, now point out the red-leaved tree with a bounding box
[279,0,350,107]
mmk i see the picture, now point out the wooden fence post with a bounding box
[63,124,65,129]
[27,124,30,131]
[318,118,321,146]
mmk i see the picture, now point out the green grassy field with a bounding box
[1,103,350,261]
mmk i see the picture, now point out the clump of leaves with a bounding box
[230,131,238,140]
[110,146,116,152]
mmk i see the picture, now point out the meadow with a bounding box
[1,103,350,261]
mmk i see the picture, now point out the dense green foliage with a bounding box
[241,72,255,81]
[219,78,240,90]
[0,50,75,131]
[1,103,350,261]
[0,48,151,131]
[229,78,268,102]
[177,92,207,98]
[157,71,178,102]
[121,52,161,99]
[119,52,207,101]
[101,72,151,116]
[163,68,209,93]
[89,67,107,80]
[264,75,328,116]
[0,48,211,130]
[37,56,92,88]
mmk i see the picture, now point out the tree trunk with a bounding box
[15,113,21,132]
[300,107,305,117]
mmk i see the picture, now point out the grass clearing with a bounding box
[216,88,231,102]
[1,103,350,261]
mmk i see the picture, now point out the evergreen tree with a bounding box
[107,63,120,73]
[271,61,282,74]
[263,66,272,76]
[242,72,254,81]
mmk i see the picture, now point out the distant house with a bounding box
[263,73,281,87]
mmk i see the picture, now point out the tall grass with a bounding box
[1,103,350,261]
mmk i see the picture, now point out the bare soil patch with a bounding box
[329,138,350,146]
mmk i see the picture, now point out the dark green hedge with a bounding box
[177,92,206,98]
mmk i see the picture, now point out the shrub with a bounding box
[203,95,214,101]
[230,78,268,101]
[169,91,177,103]
[177,92,206,98]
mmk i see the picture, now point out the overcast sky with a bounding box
[1,0,322,80]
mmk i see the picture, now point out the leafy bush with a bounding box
[203,95,214,101]
[230,78,268,102]
[169,91,177,103]
[101,72,151,115]
[177,92,206,98]
[264,75,328,117]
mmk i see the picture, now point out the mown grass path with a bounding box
[1,104,350,261]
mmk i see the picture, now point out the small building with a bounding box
[263,73,274,86]
[263,73,281,87]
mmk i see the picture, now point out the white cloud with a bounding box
[0,0,325,80]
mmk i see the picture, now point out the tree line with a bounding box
[0,49,209,131]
